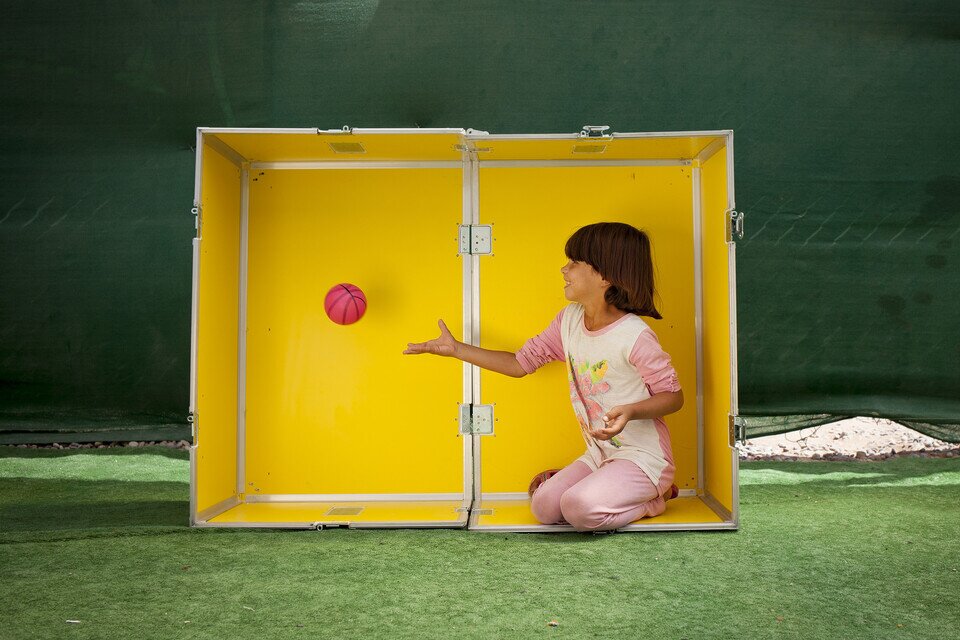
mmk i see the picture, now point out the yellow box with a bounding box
[190,126,740,532]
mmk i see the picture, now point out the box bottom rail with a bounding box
[193,494,735,531]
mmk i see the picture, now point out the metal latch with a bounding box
[459,403,495,435]
[729,414,746,446]
[188,412,197,443]
[580,125,611,138]
[458,225,493,255]
[192,206,201,232]
[318,125,353,134]
[726,210,745,242]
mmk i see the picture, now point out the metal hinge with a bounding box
[729,414,746,446]
[318,125,353,134]
[458,225,493,255]
[726,209,745,243]
[192,206,201,233]
[459,403,495,435]
[580,125,611,138]
[188,412,197,443]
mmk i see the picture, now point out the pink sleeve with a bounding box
[629,329,682,394]
[515,308,566,374]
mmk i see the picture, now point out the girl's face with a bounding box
[561,259,608,302]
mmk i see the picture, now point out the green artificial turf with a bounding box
[1,448,958,640]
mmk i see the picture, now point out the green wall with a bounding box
[1,1,958,442]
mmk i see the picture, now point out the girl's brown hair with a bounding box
[564,222,662,319]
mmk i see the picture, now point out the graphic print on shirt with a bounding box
[567,353,624,448]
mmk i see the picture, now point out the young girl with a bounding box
[403,222,683,532]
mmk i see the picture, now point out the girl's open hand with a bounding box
[588,405,633,440]
[403,319,461,358]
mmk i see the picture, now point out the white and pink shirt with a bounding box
[515,302,681,494]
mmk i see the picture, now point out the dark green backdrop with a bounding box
[1,1,958,443]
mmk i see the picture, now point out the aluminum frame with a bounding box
[192,128,477,527]
[193,517,469,529]
[696,137,727,164]
[467,493,736,533]
[189,237,200,425]
[466,133,718,531]
[189,240,200,526]
[244,493,467,502]
[472,522,738,533]
[250,161,462,170]
[726,131,741,526]
[692,166,706,494]
[464,130,730,141]
[469,152,484,505]
[190,130,249,526]
[190,126,739,530]
[236,162,250,496]
[205,134,246,167]
[461,152,476,511]
[478,159,690,168]
[194,494,469,529]
[189,130,205,525]
[189,442,198,526]
[196,495,240,522]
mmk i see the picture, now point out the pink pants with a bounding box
[530,459,668,532]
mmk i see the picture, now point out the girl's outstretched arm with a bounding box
[403,319,527,378]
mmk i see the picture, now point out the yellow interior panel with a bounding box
[477,166,698,493]
[476,136,724,161]
[474,497,724,528]
[195,144,241,513]
[211,132,464,163]
[244,169,464,494]
[701,148,735,511]
[207,501,465,525]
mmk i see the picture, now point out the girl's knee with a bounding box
[530,489,563,525]
[559,490,606,531]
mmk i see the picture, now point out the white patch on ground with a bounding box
[738,416,960,461]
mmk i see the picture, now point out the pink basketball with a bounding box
[324,283,367,325]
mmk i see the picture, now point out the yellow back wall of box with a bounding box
[476,165,698,494]
[243,168,465,495]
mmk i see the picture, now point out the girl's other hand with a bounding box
[589,405,632,440]
[403,319,461,358]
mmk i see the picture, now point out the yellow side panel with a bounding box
[478,166,698,493]
[208,501,463,525]
[212,133,463,163]
[244,169,463,494]
[481,136,724,161]
[701,149,735,511]
[475,497,724,527]
[196,145,241,513]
